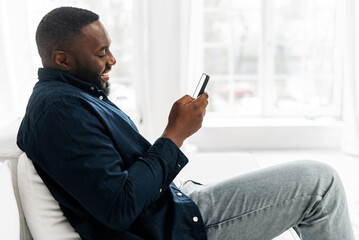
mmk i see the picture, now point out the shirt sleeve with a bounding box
[25,97,188,231]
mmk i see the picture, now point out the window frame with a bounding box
[200,0,343,119]
[184,0,344,150]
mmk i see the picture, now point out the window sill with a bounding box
[187,118,343,151]
[202,117,342,127]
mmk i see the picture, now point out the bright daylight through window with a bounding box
[25,0,342,123]
[201,0,341,118]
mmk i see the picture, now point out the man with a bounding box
[17,7,354,240]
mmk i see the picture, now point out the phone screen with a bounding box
[193,73,210,98]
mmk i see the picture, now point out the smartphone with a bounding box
[193,73,210,98]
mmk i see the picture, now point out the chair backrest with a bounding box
[0,118,32,240]
[0,161,20,240]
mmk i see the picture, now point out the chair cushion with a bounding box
[17,153,81,240]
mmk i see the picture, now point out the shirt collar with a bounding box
[37,68,103,95]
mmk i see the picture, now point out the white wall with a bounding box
[135,0,185,142]
[0,0,35,126]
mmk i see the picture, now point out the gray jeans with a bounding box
[180,160,354,240]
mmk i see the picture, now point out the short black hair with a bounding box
[36,6,99,60]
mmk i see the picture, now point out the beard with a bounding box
[73,67,110,96]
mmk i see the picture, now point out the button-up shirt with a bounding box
[17,68,207,240]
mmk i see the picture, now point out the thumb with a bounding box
[194,92,209,106]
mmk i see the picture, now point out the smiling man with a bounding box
[17,6,354,240]
[36,10,114,96]
[17,6,208,240]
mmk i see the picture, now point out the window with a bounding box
[25,0,137,116]
[201,0,342,118]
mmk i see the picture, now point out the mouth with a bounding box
[100,68,111,84]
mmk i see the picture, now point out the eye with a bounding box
[97,47,111,58]
[97,49,106,58]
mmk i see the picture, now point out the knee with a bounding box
[298,160,336,176]
[295,160,344,195]
[299,160,337,178]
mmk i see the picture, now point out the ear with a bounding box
[52,50,72,71]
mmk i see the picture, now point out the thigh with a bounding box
[181,160,335,240]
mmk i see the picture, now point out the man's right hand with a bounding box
[161,93,209,148]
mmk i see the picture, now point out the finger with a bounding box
[179,94,195,103]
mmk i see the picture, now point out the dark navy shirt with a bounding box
[17,68,207,240]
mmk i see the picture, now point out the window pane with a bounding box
[271,0,338,115]
[234,43,259,74]
[233,80,260,114]
[274,0,336,9]
[105,12,134,47]
[204,0,261,10]
[204,0,231,9]
[273,0,336,76]
[204,48,229,74]
[207,80,230,112]
[203,12,231,43]
[111,48,134,78]
[208,79,260,115]
[273,77,334,111]
[274,45,303,75]
[232,0,261,10]
[233,11,261,74]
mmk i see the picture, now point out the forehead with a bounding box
[72,20,111,50]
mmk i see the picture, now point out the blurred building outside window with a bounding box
[201,0,342,120]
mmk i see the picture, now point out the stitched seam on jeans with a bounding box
[205,194,322,230]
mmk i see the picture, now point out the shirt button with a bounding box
[177,192,183,197]
[99,96,104,100]
[90,87,95,91]
[178,164,181,168]
[192,216,199,223]
[159,188,163,193]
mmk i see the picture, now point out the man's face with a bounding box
[67,20,116,96]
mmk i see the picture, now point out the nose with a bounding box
[107,50,116,66]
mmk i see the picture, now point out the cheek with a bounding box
[88,56,107,74]
[72,52,106,75]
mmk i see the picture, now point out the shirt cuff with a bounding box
[153,137,189,171]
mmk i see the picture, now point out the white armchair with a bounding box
[0,118,32,240]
